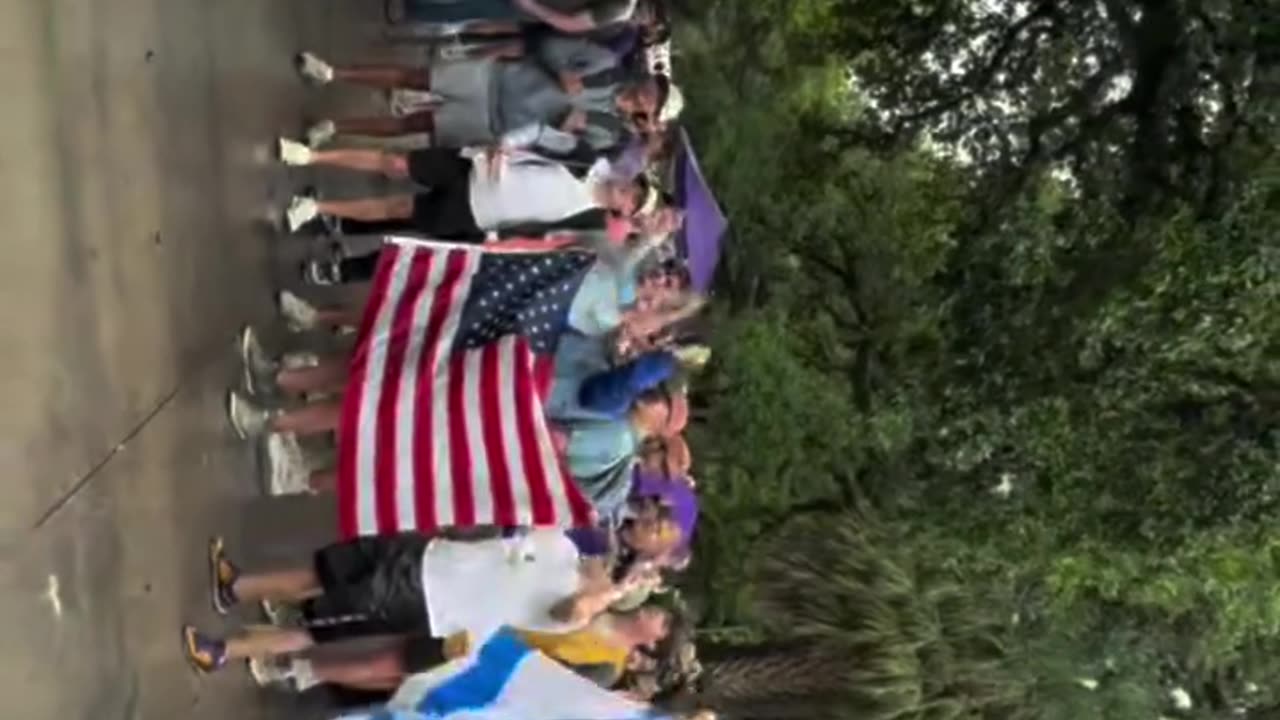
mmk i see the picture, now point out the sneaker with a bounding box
[182,625,227,674]
[227,390,273,439]
[428,21,468,37]
[280,351,321,370]
[437,40,471,62]
[277,290,320,332]
[238,325,278,396]
[260,598,304,627]
[305,120,337,149]
[247,656,295,688]
[389,89,440,117]
[266,433,313,497]
[277,137,313,166]
[295,51,334,85]
[208,536,240,614]
[301,258,342,286]
[285,195,319,233]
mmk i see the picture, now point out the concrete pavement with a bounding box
[0,1,401,716]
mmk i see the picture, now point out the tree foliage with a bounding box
[673,0,1280,716]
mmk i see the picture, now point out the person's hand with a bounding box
[561,108,588,132]
[621,308,668,340]
[548,425,569,455]
[559,72,584,95]
[636,206,684,237]
[483,145,508,181]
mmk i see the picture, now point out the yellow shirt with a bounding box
[516,628,629,684]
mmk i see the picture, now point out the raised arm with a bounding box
[528,32,619,76]
[577,351,678,416]
[513,0,635,34]
[549,557,625,626]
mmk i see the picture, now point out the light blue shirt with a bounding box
[546,333,613,422]
[546,334,641,517]
[564,420,639,518]
[566,258,639,337]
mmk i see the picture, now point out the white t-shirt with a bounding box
[468,153,600,230]
[421,529,585,640]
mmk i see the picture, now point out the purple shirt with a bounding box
[631,470,698,551]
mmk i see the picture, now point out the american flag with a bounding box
[337,239,598,537]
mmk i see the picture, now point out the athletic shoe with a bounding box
[208,536,240,614]
[266,433,312,497]
[437,40,470,62]
[305,120,336,149]
[247,657,295,689]
[260,598,285,625]
[295,51,334,85]
[389,88,441,117]
[277,290,320,332]
[238,325,278,396]
[280,351,320,370]
[227,390,273,438]
[429,21,468,37]
[277,137,313,166]
[285,195,320,233]
[301,258,342,286]
[182,625,227,673]
[260,598,305,627]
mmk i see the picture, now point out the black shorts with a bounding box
[303,533,431,642]
[406,148,483,240]
[401,633,453,673]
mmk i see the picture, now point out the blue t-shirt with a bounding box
[565,259,638,337]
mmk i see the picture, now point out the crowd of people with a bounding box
[180,0,712,713]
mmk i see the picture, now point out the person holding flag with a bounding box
[321,626,711,720]
[180,527,668,676]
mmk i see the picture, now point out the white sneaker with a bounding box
[301,257,341,286]
[266,432,312,496]
[227,390,273,439]
[260,598,305,627]
[285,195,319,233]
[295,51,334,85]
[277,137,313,166]
[305,120,336,148]
[238,325,278,395]
[389,89,440,117]
[277,290,320,332]
[280,351,320,370]
[247,657,295,689]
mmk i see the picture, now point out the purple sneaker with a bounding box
[182,625,228,674]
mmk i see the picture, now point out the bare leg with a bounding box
[317,195,415,223]
[277,357,349,395]
[333,64,430,90]
[311,648,406,690]
[225,626,315,661]
[268,399,344,436]
[314,306,363,327]
[332,111,433,139]
[231,568,323,603]
[307,148,410,178]
[459,20,522,35]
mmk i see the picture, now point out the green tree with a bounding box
[672,0,1280,716]
[687,513,1034,720]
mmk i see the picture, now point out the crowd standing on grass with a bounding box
[179,1,716,717]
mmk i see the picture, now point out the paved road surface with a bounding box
[0,1,403,717]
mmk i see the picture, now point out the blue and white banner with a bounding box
[338,628,662,720]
